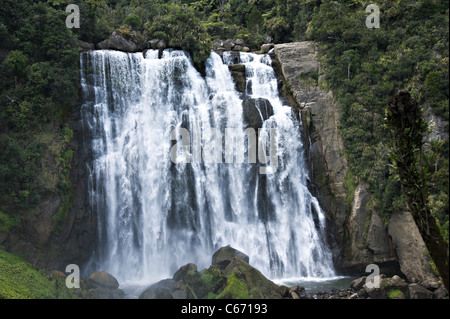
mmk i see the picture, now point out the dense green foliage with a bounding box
[305,0,448,240]
[0,1,80,226]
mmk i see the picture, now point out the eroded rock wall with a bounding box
[271,41,438,283]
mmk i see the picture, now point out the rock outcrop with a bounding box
[213,39,251,53]
[96,34,138,52]
[242,98,274,130]
[344,184,398,275]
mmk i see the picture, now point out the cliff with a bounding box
[271,41,439,284]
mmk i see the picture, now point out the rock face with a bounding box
[344,184,398,275]
[272,41,349,270]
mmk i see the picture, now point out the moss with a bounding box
[0,249,81,299]
[388,289,404,299]
[362,208,372,241]
[216,273,250,299]
[343,170,357,210]
[206,292,218,299]
[0,211,17,232]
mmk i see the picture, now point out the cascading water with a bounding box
[80,48,336,292]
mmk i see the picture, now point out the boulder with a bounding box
[242,98,274,130]
[87,270,120,289]
[388,211,440,284]
[261,43,274,53]
[156,39,167,50]
[96,34,138,52]
[235,38,245,46]
[350,276,367,291]
[221,257,282,299]
[212,39,224,51]
[223,39,235,51]
[408,283,433,299]
[363,275,408,299]
[173,263,199,283]
[233,45,243,52]
[149,38,161,50]
[171,263,226,299]
[212,246,250,270]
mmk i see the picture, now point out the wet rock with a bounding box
[228,64,246,93]
[242,98,274,130]
[87,271,120,290]
[212,246,249,270]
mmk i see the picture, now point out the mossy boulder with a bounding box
[221,257,282,299]
[363,274,408,299]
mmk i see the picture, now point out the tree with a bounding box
[386,91,449,291]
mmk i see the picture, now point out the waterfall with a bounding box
[80,49,336,288]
